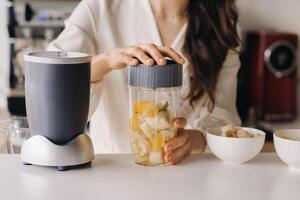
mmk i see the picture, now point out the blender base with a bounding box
[21,134,94,170]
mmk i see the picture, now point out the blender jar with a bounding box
[128,60,182,166]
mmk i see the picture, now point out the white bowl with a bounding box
[206,127,266,164]
[274,129,300,171]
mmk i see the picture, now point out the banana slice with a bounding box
[149,152,164,165]
[160,127,176,141]
[131,141,140,154]
[138,140,149,156]
[131,131,150,156]
[145,113,170,130]
[140,121,154,139]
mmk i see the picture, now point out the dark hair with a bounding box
[184,0,240,111]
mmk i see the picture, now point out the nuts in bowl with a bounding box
[220,124,255,138]
[206,125,265,164]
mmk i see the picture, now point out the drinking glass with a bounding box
[9,127,31,154]
[0,128,9,154]
[0,117,31,154]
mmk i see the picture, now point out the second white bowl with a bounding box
[206,127,266,164]
[274,129,300,171]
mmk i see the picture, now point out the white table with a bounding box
[0,153,299,200]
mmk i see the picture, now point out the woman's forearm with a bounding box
[91,53,112,82]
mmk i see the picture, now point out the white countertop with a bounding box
[0,153,299,200]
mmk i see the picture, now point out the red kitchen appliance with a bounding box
[243,31,298,122]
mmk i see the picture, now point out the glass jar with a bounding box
[0,117,31,154]
[128,60,182,166]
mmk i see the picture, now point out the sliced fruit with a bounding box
[129,115,140,132]
[159,110,171,122]
[151,132,165,152]
[145,108,158,117]
[132,130,147,140]
[160,127,176,141]
[157,101,169,112]
[130,99,173,165]
[140,121,154,139]
[131,141,140,154]
[133,153,149,164]
[131,131,150,156]
[149,152,164,165]
[131,139,150,156]
[137,140,149,156]
[134,100,158,117]
[145,113,170,130]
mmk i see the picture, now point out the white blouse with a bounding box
[48,0,241,153]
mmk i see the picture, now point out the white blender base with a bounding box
[21,134,94,171]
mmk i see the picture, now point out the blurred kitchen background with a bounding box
[0,0,299,143]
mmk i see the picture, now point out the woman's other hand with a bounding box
[91,43,185,82]
[164,117,206,165]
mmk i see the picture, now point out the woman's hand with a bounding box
[164,118,206,165]
[91,43,185,82]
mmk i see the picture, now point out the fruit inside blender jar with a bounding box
[130,100,176,165]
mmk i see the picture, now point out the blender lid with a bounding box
[128,59,182,89]
[24,51,92,64]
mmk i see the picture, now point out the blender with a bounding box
[21,51,94,171]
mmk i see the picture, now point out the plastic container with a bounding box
[128,60,182,166]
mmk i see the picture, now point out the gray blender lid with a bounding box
[24,51,92,64]
[128,60,182,89]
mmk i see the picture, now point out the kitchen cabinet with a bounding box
[0,153,299,200]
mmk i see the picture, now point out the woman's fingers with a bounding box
[127,46,154,65]
[165,138,192,165]
[164,130,188,154]
[172,117,187,129]
[120,53,139,66]
[142,44,166,65]
[118,44,184,67]
[157,46,185,64]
